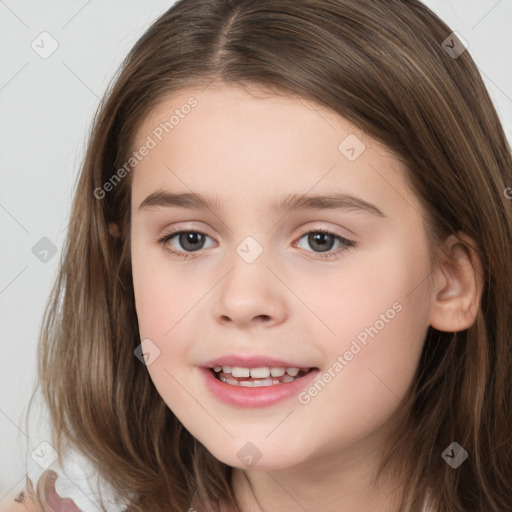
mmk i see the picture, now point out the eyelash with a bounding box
[158,226,356,261]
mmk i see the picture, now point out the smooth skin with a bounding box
[128,82,483,512]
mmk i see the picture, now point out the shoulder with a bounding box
[0,470,80,512]
[0,495,41,512]
[189,489,220,512]
[0,473,43,512]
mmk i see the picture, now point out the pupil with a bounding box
[310,232,334,253]
[180,232,204,251]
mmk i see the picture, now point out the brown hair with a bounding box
[25,0,512,510]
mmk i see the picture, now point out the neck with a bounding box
[224,437,406,512]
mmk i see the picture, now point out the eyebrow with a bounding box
[138,189,385,217]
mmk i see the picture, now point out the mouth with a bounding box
[210,365,314,387]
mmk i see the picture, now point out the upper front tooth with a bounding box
[220,366,303,378]
[231,366,250,378]
[250,367,271,378]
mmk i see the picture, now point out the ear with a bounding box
[108,222,121,239]
[428,233,484,332]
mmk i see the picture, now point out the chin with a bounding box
[203,438,310,472]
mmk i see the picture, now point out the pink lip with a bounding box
[201,354,312,369]
[199,367,319,408]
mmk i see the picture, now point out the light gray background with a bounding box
[1,0,511,509]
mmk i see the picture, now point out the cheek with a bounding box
[308,238,431,426]
[294,230,431,352]
[290,288,430,461]
[131,245,204,427]
[131,235,206,342]
[131,237,212,403]
[299,231,431,401]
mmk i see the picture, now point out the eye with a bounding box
[294,228,355,260]
[158,227,356,261]
[158,229,215,260]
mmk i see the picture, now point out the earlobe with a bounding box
[428,233,484,333]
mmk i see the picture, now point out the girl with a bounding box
[4,0,512,511]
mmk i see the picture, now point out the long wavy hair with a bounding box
[25,0,512,510]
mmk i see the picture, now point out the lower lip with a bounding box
[200,367,319,408]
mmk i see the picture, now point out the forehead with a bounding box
[134,82,373,146]
[129,83,420,221]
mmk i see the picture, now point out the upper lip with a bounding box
[201,355,314,369]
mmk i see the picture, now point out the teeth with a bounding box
[270,367,286,377]
[213,365,305,377]
[250,367,270,378]
[213,364,313,387]
[239,378,277,387]
[220,375,239,385]
[221,376,283,387]
[231,366,250,378]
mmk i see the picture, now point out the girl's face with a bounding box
[130,83,434,470]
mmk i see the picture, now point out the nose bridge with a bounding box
[213,233,286,325]
[224,233,271,300]
[235,233,266,266]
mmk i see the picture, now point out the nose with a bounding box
[212,252,288,329]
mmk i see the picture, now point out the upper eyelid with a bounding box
[160,224,353,237]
